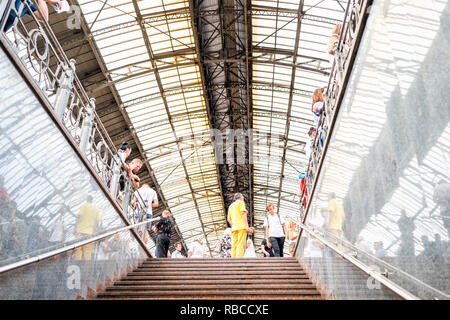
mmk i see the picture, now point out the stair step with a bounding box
[138,264,303,269]
[96,294,323,300]
[140,262,301,267]
[123,273,311,280]
[141,260,299,265]
[107,283,318,291]
[97,289,321,297]
[143,259,300,262]
[145,258,298,261]
[133,269,307,274]
[114,279,313,286]
[127,270,307,276]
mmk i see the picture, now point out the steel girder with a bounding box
[191,0,253,226]
[276,0,306,215]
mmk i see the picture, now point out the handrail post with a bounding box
[79,98,95,153]
[54,59,76,120]
[334,51,344,85]
[109,155,121,199]
[122,178,131,218]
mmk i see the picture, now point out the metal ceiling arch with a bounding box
[63,0,349,255]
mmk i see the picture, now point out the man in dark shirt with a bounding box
[260,239,274,257]
[152,210,173,258]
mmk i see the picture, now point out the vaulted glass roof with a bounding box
[76,0,348,255]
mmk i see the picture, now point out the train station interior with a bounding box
[0,0,449,301]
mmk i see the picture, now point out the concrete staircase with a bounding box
[95,257,323,300]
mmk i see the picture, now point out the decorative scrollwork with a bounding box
[26,28,50,78]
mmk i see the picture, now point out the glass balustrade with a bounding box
[0,44,154,269]
[297,0,450,300]
[0,229,148,299]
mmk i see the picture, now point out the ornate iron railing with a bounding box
[0,0,150,245]
[299,0,371,219]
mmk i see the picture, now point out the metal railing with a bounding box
[298,0,372,223]
[0,0,154,266]
[300,222,450,300]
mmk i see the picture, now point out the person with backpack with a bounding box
[263,203,287,257]
[151,210,173,258]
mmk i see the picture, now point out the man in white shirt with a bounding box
[48,209,66,245]
[263,203,287,257]
[133,184,158,244]
[433,180,450,240]
[188,238,207,258]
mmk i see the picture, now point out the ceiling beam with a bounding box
[276,0,305,216]
[132,0,217,256]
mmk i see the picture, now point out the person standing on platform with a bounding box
[244,236,256,258]
[264,203,287,257]
[214,228,232,258]
[327,193,345,240]
[433,180,450,240]
[188,238,207,258]
[227,193,253,258]
[151,210,173,258]
[327,193,346,257]
[287,219,300,257]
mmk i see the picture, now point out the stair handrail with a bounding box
[299,222,450,300]
[0,217,161,275]
[297,222,420,300]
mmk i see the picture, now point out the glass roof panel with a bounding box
[251,0,348,249]
[78,0,226,252]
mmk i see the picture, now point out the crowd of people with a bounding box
[0,189,105,262]
[145,191,305,259]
